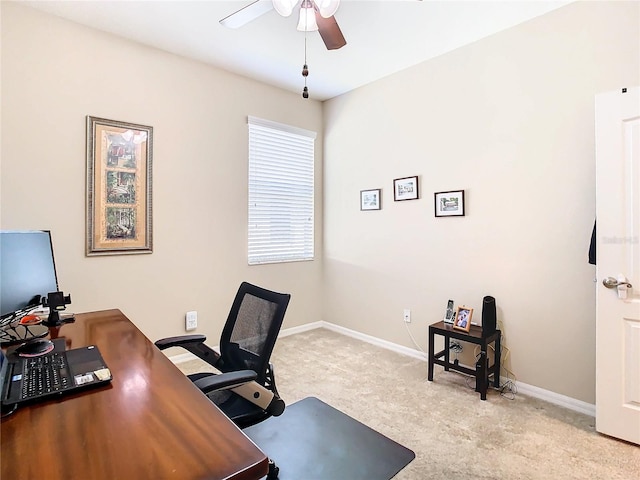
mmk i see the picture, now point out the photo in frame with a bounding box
[360,189,381,211]
[86,116,153,255]
[443,299,455,324]
[393,176,419,201]
[453,306,473,332]
[434,190,465,217]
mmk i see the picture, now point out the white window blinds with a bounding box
[248,116,316,265]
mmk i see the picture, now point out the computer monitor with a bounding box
[0,230,59,319]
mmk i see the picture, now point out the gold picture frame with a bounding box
[86,116,153,256]
[453,306,473,333]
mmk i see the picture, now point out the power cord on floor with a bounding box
[404,321,465,360]
[403,320,427,357]
[471,320,517,400]
[494,379,517,400]
[406,317,517,400]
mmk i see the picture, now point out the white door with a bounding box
[595,86,640,445]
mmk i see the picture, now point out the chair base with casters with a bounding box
[155,282,291,479]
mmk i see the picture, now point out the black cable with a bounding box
[1,403,18,418]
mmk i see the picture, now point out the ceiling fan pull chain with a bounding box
[302,18,310,98]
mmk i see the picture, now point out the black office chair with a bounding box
[155,281,291,479]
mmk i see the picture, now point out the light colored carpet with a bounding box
[177,328,639,480]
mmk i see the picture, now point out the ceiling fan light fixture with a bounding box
[297,0,318,31]
[316,0,340,18]
[272,0,297,17]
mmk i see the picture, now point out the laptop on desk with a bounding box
[0,338,112,409]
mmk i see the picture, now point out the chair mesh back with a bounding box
[218,283,289,385]
[228,293,276,371]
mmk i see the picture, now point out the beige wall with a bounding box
[323,1,640,404]
[3,1,639,405]
[1,3,324,342]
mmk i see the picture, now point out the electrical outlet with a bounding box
[185,311,197,331]
[403,309,411,323]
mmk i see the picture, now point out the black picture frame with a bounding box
[434,190,465,217]
[393,176,419,201]
[360,189,381,211]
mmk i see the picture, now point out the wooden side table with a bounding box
[427,320,501,400]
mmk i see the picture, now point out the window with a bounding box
[247,116,315,265]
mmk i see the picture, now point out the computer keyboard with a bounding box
[21,353,71,399]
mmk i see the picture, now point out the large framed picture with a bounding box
[86,116,153,256]
[393,176,419,201]
[453,306,473,332]
[360,189,381,211]
[434,190,465,217]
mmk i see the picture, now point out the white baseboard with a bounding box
[319,321,428,361]
[515,381,595,417]
[168,320,596,417]
[169,351,199,364]
[279,321,323,338]
[317,321,596,417]
[167,322,323,365]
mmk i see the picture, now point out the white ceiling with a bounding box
[20,0,572,101]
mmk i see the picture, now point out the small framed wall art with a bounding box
[393,176,419,201]
[434,190,465,217]
[453,306,473,333]
[360,189,381,211]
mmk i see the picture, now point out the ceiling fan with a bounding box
[220,0,347,50]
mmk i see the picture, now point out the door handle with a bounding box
[602,276,632,289]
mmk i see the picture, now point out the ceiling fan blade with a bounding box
[315,12,346,50]
[220,0,274,29]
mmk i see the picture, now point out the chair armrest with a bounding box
[154,334,207,350]
[193,370,258,395]
[155,334,221,367]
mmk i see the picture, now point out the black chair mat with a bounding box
[244,396,415,480]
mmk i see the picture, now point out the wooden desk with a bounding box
[1,309,268,480]
[427,321,501,400]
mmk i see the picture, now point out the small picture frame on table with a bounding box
[393,176,419,201]
[453,306,473,332]
[360,189,381,211]
[434,190,465,217]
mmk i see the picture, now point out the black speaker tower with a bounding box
[481,296,496,335]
